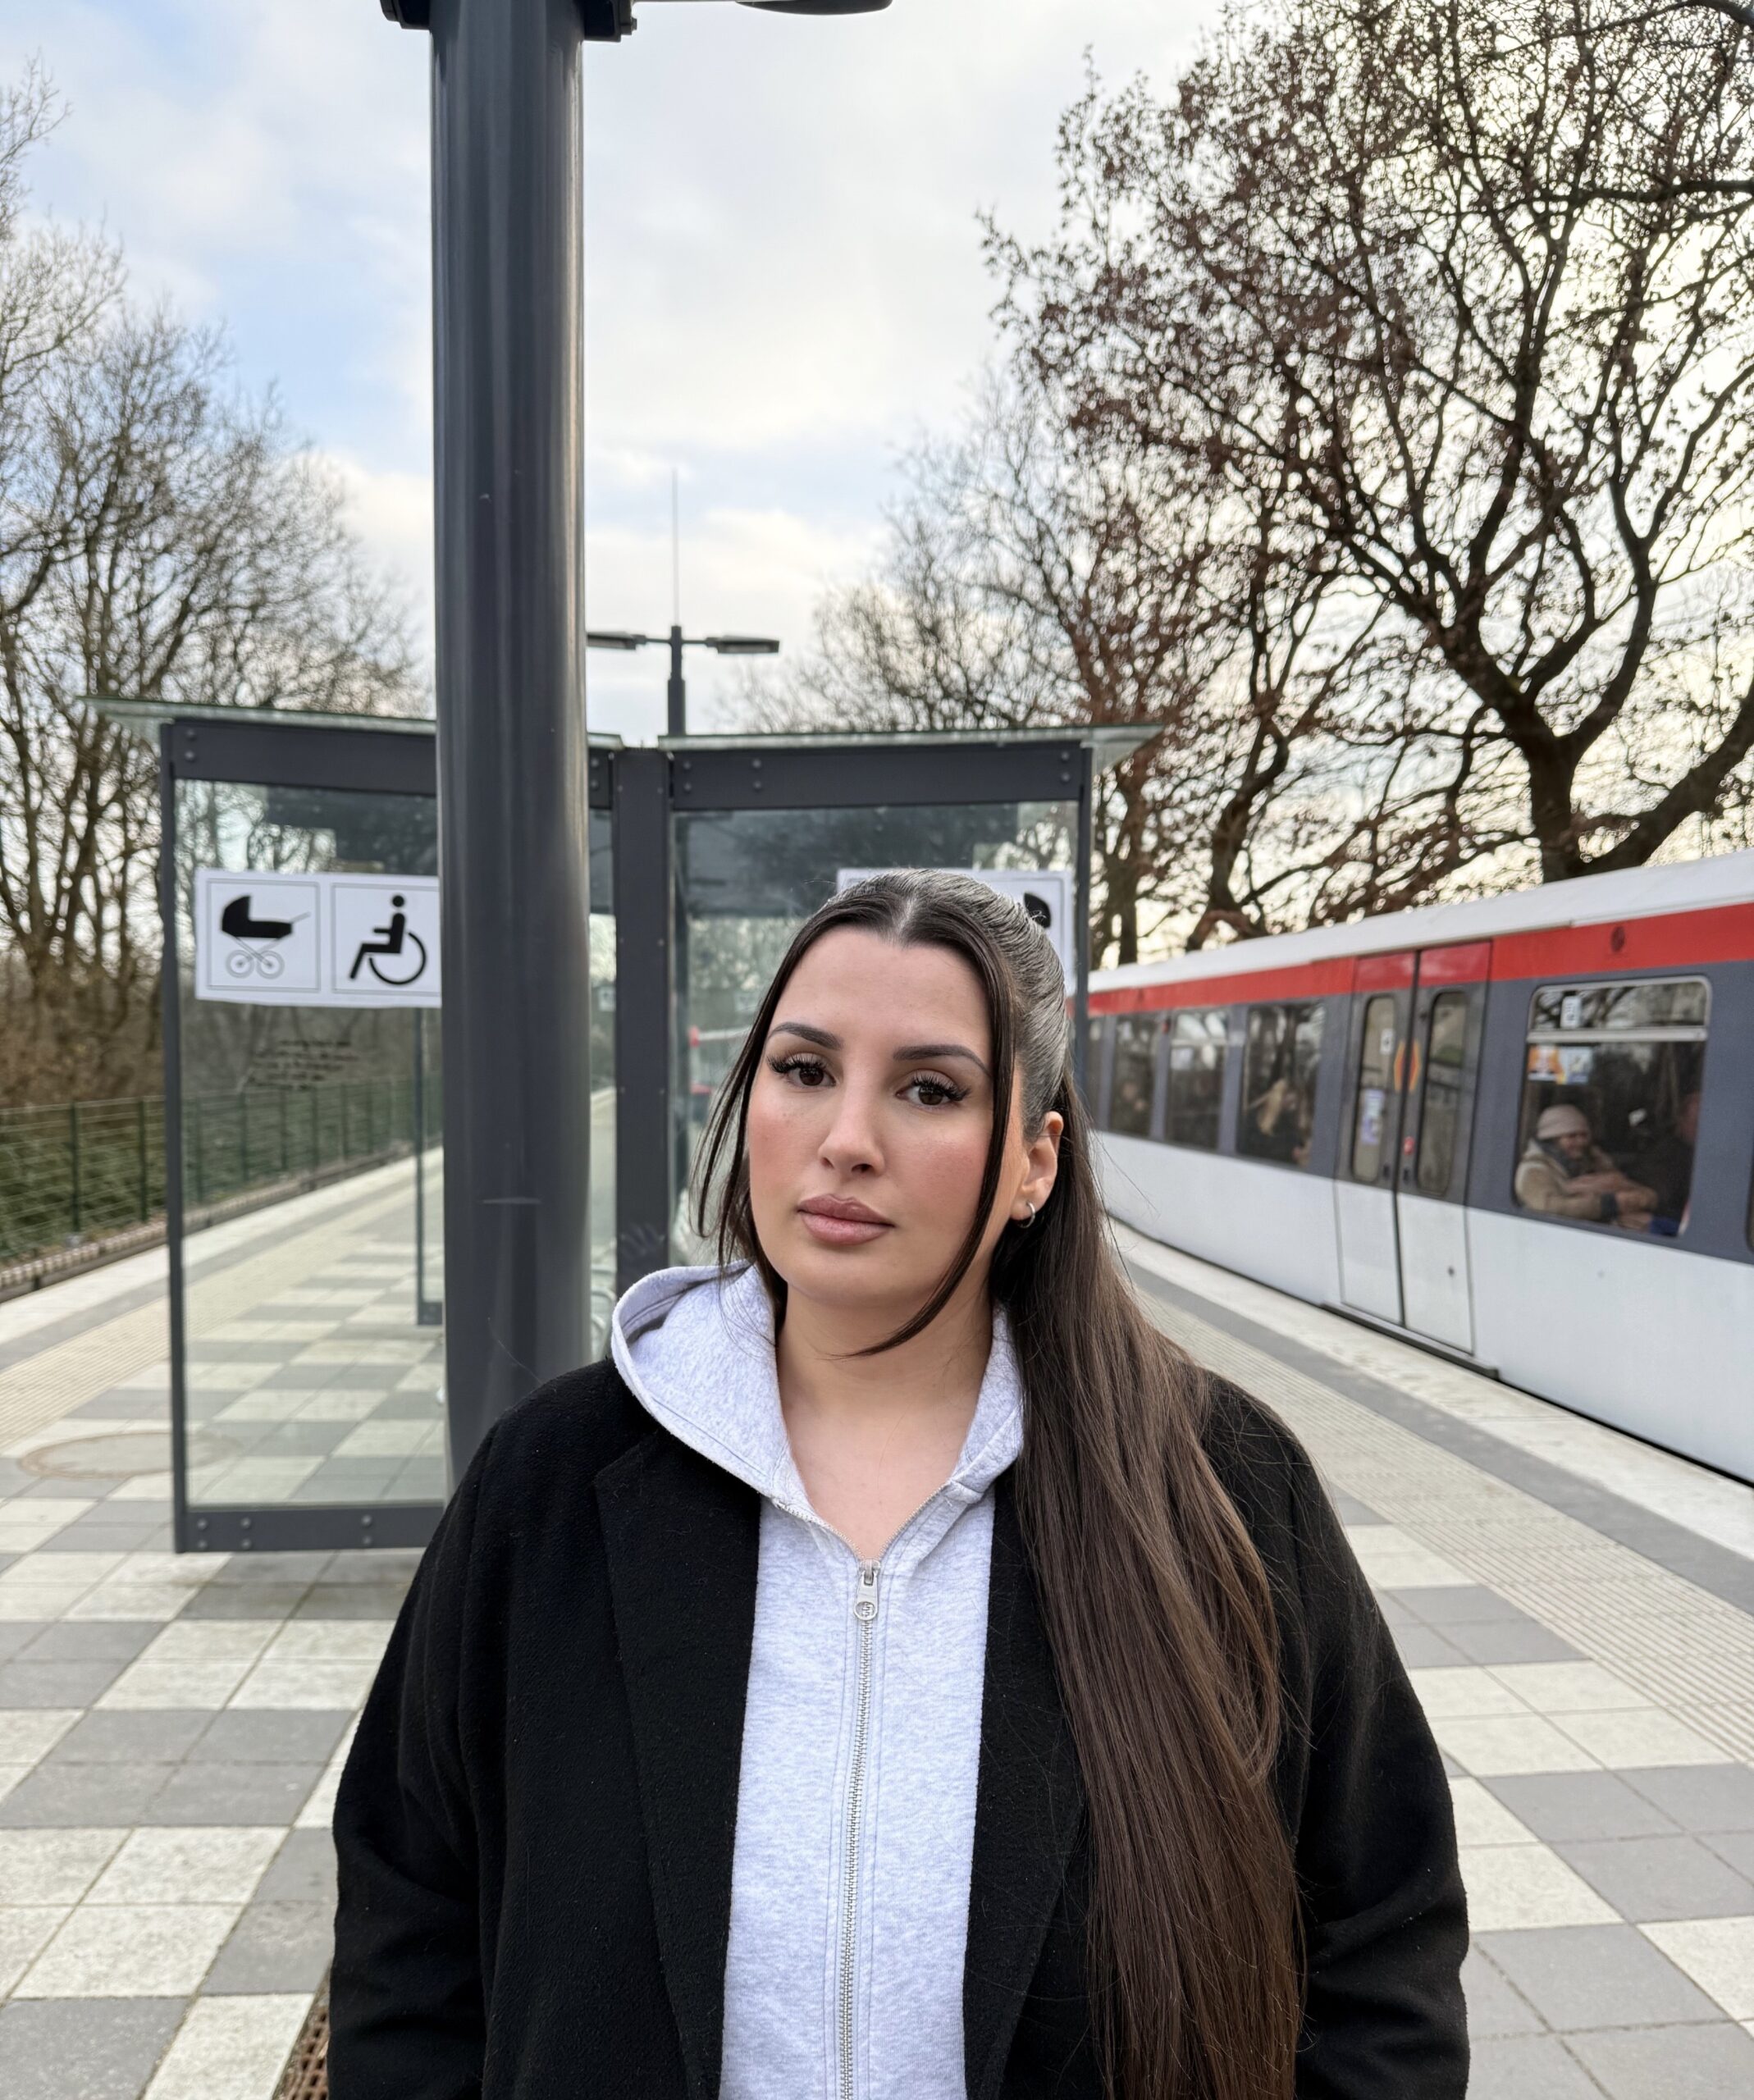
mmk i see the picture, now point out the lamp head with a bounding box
[706,637,783,656]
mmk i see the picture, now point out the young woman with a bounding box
[331,870,1468,2100]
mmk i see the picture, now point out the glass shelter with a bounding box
[130,706,1137,1553]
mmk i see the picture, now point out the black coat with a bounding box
[330,1362,1469,2100]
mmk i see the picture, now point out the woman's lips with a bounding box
[797,1196,893,1247]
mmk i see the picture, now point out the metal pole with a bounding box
[431,0,593,1479]
[667,625,688,739]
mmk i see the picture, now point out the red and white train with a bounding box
[1088,851,1754,1485]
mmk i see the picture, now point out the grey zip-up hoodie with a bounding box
[612,1262,1025,2100]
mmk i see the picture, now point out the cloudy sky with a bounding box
[1,0,1215,740]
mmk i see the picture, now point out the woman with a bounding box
[331,871,1467,2100]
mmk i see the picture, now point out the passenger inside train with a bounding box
[1514,1103,1658,1230]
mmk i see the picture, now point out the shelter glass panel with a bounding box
[171,778,446,1517]
[1514,977,1707,1239]
[1109,1016,1160,1138]
[1238,1003,1324,1170]
[671,798,1078,1263]
[1164,1008,1228,1151]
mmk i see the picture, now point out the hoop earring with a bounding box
[1016,1200,1038,1230]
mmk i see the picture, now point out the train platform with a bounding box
[0,1205,1749,2098]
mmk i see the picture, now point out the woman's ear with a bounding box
[1015,1110,1063,1219]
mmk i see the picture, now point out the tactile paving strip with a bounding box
[1142,1292,1754,1765]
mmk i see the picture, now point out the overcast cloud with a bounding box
[0,0,1216,739]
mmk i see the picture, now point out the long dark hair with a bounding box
[696,870,1300,2100]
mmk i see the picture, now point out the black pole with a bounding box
[667,624,688,739]
[430,0,594,1480]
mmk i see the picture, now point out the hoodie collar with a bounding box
[610,1262,1025,1518]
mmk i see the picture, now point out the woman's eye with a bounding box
[770,1054,831,1089]
[904,1073,967,1108]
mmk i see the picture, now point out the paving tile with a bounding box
[135,1620,281,1665]
[263,1618,392,1663]
[1409,1666,1529,1719]
[12,1622,159,1664]
[202,1901,332,1995]
[0,1996,187,2100]
[1555,1710,1731,1770]
[1385,1584,1527,1624]
[1565,2020,1754,2098]
[1642,1919,1754,2022]
[1555,1836,1754,1922]
[0,1620,49,1662]
[253,1828,336,1908]
[0,1658,129,1708]
[230,1658,377,1709]
[1624,1764,1754,1833]
[98,1659,254,1711]
[1468,2033,1610,2097]
[1460,1944,1545,2038]
[1479,1922,1724,2029]
[0,1827,127,1902]
[16,1901,240,1997]
[88,1827,283,1907]
[1345,1527,1472,1589]
[1703,1829,1754,1879]
[49,1710,212,1764]
[1461,1843,1619,1930]
[1490,1663,1647,1714]
[1328,1491,1381,1525]
[0,1709,80,1766]
[1485,1772,1683,1844]
[189,1710,352,1766]
[142,1993,311,2100]
[177,1584,309,1623]
[1442,1617,1584,1666]
[1434,1714,1599,1776]
[1450,1778,1539,1848]
[1393,1626,1471,1669]
[290,1582,411,1621]
[0,1761,175,1828]
[144,1762,322,1827]
[322,1548,423,1586]
[0,1906,70,1993]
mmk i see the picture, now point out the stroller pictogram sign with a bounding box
[194,870,441,1009]
[198,874,321,998]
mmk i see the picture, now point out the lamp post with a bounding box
[587,629,780,739]
[376,0,888,1479]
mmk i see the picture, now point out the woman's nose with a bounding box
[819,1084,884,1175]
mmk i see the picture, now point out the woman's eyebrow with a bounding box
[893,1041,989,1074]
[767,1020,841,1049]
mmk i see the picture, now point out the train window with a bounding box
[1238,1002,1325,1169]
[1415,992,1470,1197]
[1349,993,1400,1184]
[1514,977,1708,1238]
[1164,1008,1229,1151]
[1108,1016,1160,1138]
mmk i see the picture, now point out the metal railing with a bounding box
[0,1079,440,1268]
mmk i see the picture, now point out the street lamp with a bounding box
[587,629,780,738]
[375,0,886,1480]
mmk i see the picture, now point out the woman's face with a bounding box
[745,928,1062,1330]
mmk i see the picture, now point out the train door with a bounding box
[1334,954,1417,1322]
[1395,944,1491,1353]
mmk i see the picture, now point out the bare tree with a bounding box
[0,76,422,1102]
[1014,1,1754,888]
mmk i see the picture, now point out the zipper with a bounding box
[838,1559,881,2100]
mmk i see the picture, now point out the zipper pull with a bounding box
[854,1562,880,1624]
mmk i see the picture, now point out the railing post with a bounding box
[137,1098,149,1222]
[67,1103,82,1238]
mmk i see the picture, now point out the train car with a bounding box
[1088,850,1754,1485]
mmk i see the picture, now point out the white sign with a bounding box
[195,869,441,1009]
[837,867,1077,989]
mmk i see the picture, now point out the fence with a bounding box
[0,1078,440,1269]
